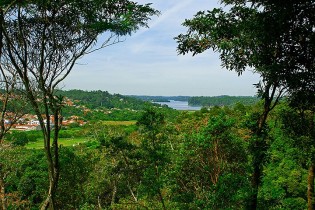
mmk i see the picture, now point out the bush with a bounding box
[7,131,29,146]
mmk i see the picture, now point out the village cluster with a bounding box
[4,97,85,131]
[5,114,85,131]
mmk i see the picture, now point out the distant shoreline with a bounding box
[154,100,202,111]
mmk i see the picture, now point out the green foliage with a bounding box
[0,146,96,209]
[137,108,165,132]
[58,129,82,139]
[0,148,47,208]
[259,125,308,209]
[175,2,315,208]
[6,132,29,146]
[0,101,313,209]
[5,131,43,146]
[1,0,158,208]
[55,147,93,209]
[171,108,250,209]
[57,89,179,121]
[136,108,171,209]
[189,95,259,107]
[83,108,142,121]
[176,0,315,93]
[277,104,315,162]
[59,89,157,110]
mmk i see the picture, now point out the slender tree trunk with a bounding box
[111,182,117,205]
[40,137,58,210]
[248,138,263,210]
[0,173,7,210]
[249,163,260,210]
[127,180,138,202]
[308,110,315,210]
[308,162,315,210]
[0,7,5,147]
[98,196,102,210]
[40,155,59,210]
[120,150,139,202]
[41,111,61,210]
[248,95,272,210]
[41,183,56,210]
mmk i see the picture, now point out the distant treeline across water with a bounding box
[132,95,259,107]
[131,95,190,102]
[188,95,259,107]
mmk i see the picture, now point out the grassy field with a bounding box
[25,137,91,149]
[23,120,135,149]
[102,121,137,126]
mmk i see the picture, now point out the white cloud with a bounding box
[150,0,195,27]
[133,0,201,37]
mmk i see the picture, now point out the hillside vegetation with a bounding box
[57,90,178,121]
[188,95,259,107]
[58,89,155,110]
[1,102,313,209]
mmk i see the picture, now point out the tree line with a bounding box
[132,95,191,102]
[188,95,259,107]
[59,89,157,110]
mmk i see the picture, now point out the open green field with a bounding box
[25,137,92,149]
[102,120,137,126]
[22,121,135,149]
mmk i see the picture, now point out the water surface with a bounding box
[155,100,201,111]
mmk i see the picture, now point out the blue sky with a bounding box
[63,0,260,96]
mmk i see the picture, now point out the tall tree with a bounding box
[0,4,29,209]
[172,109,249,209]
[0,1,158,209]
[137,108,169,210]
[175,0,314,209]
[286,91,315,210]
[0,1,29,145]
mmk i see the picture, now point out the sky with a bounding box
[63,0,260,96]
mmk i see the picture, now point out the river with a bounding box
[155,100,202,111]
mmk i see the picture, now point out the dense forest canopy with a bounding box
[1,101,314,209]
[58,89,177,121]
[58,89,156,110]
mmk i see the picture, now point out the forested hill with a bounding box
[57,89,156,110]
[189,95,259,107]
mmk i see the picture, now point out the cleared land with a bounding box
[25,138,92,149]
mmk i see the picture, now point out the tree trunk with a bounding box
[0,174,7,210]
[248,163,260,210]
[41,193,55,210]
[111,181,117,206]
[308,163,315,210]
[248,95,272,210]
[40,111,60,210]
[40,161,58,210]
